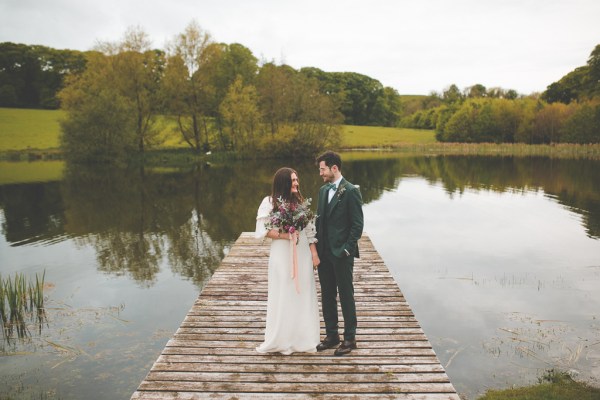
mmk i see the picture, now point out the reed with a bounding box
[0,271,46,340]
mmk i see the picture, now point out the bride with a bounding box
[254,167,320,354]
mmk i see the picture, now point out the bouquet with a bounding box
[265,196,315,235]
[265,196,315,294]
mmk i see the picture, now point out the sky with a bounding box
[1,0,599,95]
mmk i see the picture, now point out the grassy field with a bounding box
[0,108,437,152]
[342,125,435,147]
[0,108,186,151]
[0,108,64,151]
[1,108,599,160]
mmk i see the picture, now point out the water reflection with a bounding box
[344,155,600,239]
[0,154,599,399]
[0,155,598,279]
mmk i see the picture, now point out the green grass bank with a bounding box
[476,370,600,400]
[1,108,599,160]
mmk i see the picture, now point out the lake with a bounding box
[0,153,599,399]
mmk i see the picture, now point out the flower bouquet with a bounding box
[265,196,315,294]
[265,196,315,236]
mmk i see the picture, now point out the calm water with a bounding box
[0,153,599,399]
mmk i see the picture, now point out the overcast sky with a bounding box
[1,0,599,95]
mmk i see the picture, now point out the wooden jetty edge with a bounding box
[132,232,459,399]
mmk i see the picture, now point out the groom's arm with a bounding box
[315,187,325,240]
[344,187,364,257]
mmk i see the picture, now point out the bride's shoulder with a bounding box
[259,195,272,208]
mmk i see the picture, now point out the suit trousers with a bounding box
[317,248,357,341]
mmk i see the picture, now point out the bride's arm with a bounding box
[266,229,292,240]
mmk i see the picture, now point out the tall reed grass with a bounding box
[0,270,46,340]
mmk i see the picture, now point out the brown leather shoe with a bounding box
[334,339,357,356]
[316,335,340,351]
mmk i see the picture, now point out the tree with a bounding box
[0,42,86,108]
[163,21,218,153]
[532,102,574,143]
[542,43,600,103]
[299,68,397,126]
[59,52,137,163]
[371,86,402,127]
[465,84,486,98]
[256,62,296,136]
[219,76,261,151]
[442,84,463,104]
[95,27,165,153]
[254,63,341,157]
[59,27,164,162]
[561,101,600,143]
[586,44,600,98]
[211,43,259,144]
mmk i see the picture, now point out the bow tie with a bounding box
[326,183,337,191]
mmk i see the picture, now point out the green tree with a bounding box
[542,43,600,103]
[255,63,341,157]
[256,62,296,136]
[96,27,165,153]
[371,86,402,127]
[163,21,218,153]
[532,102,575,143]
[219,76,261,151]
[59,27,163,162]
[561,101,600,143]
[0,42,86,108]
[299,68,396,126]
[59,52,136,163]
[465,84,487,98]
[586,44,600,98]
[442,101,476,142]
[442,84,463,104]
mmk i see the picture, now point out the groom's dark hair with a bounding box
[316,151,342,171]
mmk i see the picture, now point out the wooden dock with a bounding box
[132,232,459,399]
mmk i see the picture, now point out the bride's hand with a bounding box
[312,254,320,270]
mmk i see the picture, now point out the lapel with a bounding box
[318,185,328,221]
[327,178,347,216]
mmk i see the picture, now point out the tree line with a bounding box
[400,44,600,144]
[0,42,87,109]
[1,23,403,162]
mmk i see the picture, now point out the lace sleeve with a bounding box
[254,196,272,239]
[304,218,318,244]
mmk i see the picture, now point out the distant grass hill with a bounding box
[0,107,436,152]
[0,108,64,151]
[342,125,435,148]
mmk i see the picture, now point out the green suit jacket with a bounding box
[316,178,364,258]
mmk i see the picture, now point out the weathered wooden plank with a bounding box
[182,315,418,323]
[156,354,443,365]
[132,392,460,400]
[144,371,451,383]
[161,347,436,357]
[131,233,457,399]
[173,333,429,342]
[187,308,415,316]
[137,381,457,394]
[147,362,448,374]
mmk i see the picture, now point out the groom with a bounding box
[314,151,364,356]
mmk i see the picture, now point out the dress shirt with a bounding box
[328,176,343,203]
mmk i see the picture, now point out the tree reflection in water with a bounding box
[60,163,226,285]
[0,154,598,284]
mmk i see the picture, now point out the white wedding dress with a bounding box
[254,196,320,354]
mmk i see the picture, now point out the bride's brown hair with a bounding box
[271,167,304,211]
